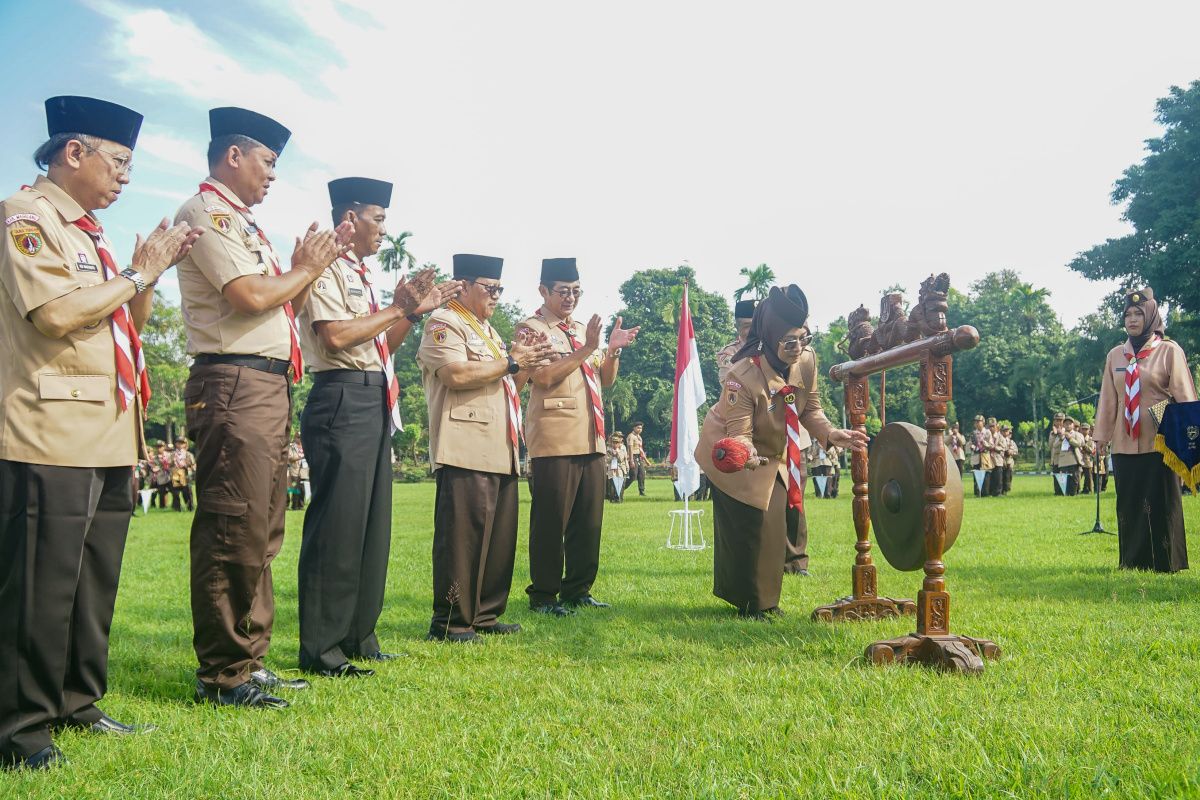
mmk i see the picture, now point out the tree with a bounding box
[1069,80,1200,327]
[612,266,732,456]
[377,231,416,274]
[734,263,775,301]
[141,292,190,443]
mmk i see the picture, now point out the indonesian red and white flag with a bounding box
[669,283,706,499]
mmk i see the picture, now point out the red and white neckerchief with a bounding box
[199,182,302,382]
[777,384,805,511]
[540,310,605,443]
[340,255,403,433]
[448,299,522,449]
[1123,335,1162,438]
[72,216,150,412]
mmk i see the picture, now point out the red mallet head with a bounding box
[712,437,751,473]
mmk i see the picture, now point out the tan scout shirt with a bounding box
[970,428,993,469]
[696,353,835,511]
[418,306,517,474]
[627,431,645,462]
[174,178,293,360]
[715,338,743,384]
[1094,338,1197,455]
[517,307,606,458]
[0,177,138,467]
[298,252,380,372]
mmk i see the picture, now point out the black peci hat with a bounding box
[209,107,291,155]
[328,177,392,209]
[453,254,503,280]
[45,96,143,150]
[734,299,757,320]
[540,258,579,284]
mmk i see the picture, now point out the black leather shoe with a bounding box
[2,745,66,771]
[737,609,771,621]
[308,662,374,678]
[764,606,785,617]
[562,594,610,609]
[86,712,156,735]
[427,628,479,643]
[476,622,522,635]
[194,679,289,709]
[358,652,402,662]
[531,602,575,617]
[250,668,310,691]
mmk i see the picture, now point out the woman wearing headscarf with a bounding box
[696,286,868,618]
[1093,288,1197,572]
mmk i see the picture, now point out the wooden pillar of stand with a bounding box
[864,349,1001,672]
[811,376,916,622]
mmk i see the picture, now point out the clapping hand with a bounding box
[607,316,640,350]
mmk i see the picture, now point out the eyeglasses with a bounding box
[85,144,134,176]
[551,288,584,300]
[470,281,505,299]
[780,334,813,349]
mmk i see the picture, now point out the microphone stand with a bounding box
[1071,392,1115,535]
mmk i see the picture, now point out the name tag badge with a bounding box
[1114,367,1127,373]
[348,287,364,297]
[75,252,99,273]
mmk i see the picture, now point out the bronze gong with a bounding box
[868,421,962,572]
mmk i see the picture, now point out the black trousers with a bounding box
[527,454,605,607]
[1081,468,1094,494]
[633,461,647,494]
[989,465,1004,497]
[298,377,393,671]
[171,484,194,511]
[1063,465,1081,496]
[0,462,132,758]
[1113,453,1188,572]
[432,467,518,635]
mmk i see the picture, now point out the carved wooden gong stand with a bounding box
[813,275,1001,673]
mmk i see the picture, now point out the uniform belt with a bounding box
[193,353,292,375]
[312,369,387,387]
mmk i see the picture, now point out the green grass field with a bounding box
[4,475,1199,799]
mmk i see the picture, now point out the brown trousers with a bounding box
[712,477,788,613]
[0,463,132,758]
[185,364,291,689]
[526,453,606,606]
[431,466,518,635]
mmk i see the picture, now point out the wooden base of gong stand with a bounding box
[865,591,1000,674]
[811,564,915,622]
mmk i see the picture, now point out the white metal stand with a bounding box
[666,497,706,550]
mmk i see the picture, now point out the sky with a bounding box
[2,0,1198,333]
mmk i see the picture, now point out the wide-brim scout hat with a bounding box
[1053,412,1065,421]
[986,417,997,425]
[46,96,143,150]
[974,414,985,422]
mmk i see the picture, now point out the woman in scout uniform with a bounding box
[607,431,629,502]
[1093,288,1197,572]
[696,286,866,619]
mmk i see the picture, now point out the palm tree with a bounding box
[1011,283,1051,337]
[734,263,775,301]
[377,231,416,273]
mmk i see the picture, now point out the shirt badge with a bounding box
[209,212,233,232]
[433,329,448,344]
[725,379,743,391]
[9,224,42,256]
[315,279,328,294]
[348,287,364,297]
[5,213,39,226]
[75,252,99,272]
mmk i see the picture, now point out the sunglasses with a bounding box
[780,334,813,349]
[469,280,505,299]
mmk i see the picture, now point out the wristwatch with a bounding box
[608,347,622,358]
[506,355,520,375]
[406,313,423,324]
[119,267,147,294]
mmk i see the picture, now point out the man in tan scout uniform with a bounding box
[418,254,553,642]
[1000,423,1017,495]
[1049,412,1065,495]
[1059,416,1085,496]
[986,417,1005,497]
[626,422,650,495]
[296,177,457,677]
[969,414,993,497]
[0,96,200,770]
[1079,422,1096,494]
[518,258,640,616]
[177,107,349,709]
[716,298,757,383]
